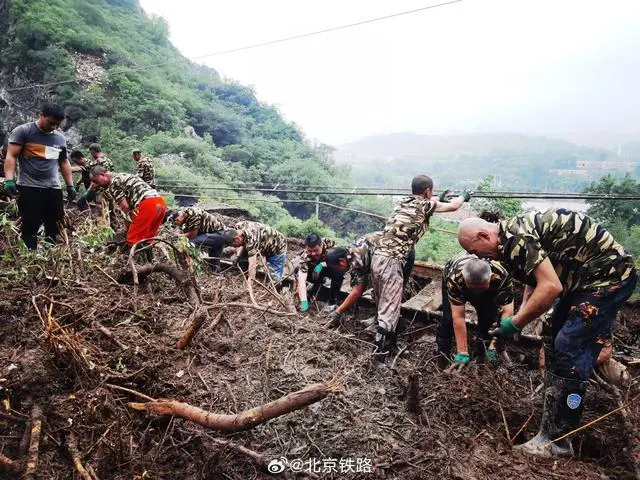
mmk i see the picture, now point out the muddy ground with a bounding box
[0,219,639,479]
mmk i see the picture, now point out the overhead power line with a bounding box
[157,191,459,235]
[6,0,464,93]
[155,183,640,200]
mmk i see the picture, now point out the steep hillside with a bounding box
[0,0,385,235]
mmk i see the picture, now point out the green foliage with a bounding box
[472,175,523,218]
[414,217,460,263]
[584,174,640,228]
[275,217,335,239]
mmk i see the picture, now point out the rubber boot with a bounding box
[514,371,588,458]
[435,337,452,370]
[374,326,397,361]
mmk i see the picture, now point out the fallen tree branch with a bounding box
[206,302,297,317]
[129,380,341,432]
[93,322,128,350]
[125,263,200,307]
[103,383,156,402]
[176,309,218,350]
[22,405,43,480]
[66,432,94,480]
[176,291,220,349]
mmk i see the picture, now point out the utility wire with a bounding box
[157,191,459,235]
[6,0,464,93]
[155,183,640,200]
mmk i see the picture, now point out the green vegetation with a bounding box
[584,175,640,261]
[2,0,361,236]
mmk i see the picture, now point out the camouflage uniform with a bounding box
[105,173,157,209]
[437,252,514,354]
[136,155,155,187]
[373,196,437,332]
[235,221,287,279]
[103,173,165,246]
[298,238,336,275]
[87,154,114,172]
[177,207,226,263]
[498,209,637,380]
[297,238,343,304]
[179,207,225,234]
[346,232,381,288]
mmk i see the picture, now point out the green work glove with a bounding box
[330,309,343,322]
[453,353,470,365]
[486,349,498,363]
[461,190,473,202]
[66,185,77,201]
[85,189,97,202]
[490,316,521,338]
[312,263,324,282]
[300,300,309,312]
[3,179,17,197]
[438,189,451,203]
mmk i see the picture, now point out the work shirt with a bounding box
[235,221,286,258]
[444,251,514,307]
[498,209,636,293]
[299,238,336,274]
[179,207,225,235]
[347,232,382,287]
[375,195,437,259]
[104,173,159,209]
[9,122,67,189]
[136,155,155,187]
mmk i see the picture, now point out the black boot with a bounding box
[435,337,452,370]
[514,371,588,458]
[374,326,397,360]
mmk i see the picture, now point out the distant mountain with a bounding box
[336,132,598,164]
[335,132,632,192]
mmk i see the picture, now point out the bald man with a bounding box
[438,252,514,369]
[458,209,637,458]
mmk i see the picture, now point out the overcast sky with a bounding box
[139,0,640,146]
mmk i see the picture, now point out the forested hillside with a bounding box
[0,0,390,237]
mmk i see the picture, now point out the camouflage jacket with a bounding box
[375,195,437,259]
[498,209,636,293]
[444,251,514,306]
[136,156,155,187]
[105,173,158,209]
[299,238,336,274]
[347,232,382,287]
[86,154,114,172]
[180,207,225,234]
[235,221,286,258]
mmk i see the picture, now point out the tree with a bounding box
[584,174,640,228]
[471,175,522,218]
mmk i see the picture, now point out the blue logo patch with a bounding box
[567,393,582,409]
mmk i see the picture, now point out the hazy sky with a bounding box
[139,0,640,145]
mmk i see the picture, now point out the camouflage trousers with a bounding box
[371,254,404,332]
[542,271,637,380]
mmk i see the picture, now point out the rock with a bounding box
[183,125,201,139]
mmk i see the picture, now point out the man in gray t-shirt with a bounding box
[3,103,76,249]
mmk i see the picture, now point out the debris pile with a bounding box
[0,211,638,479]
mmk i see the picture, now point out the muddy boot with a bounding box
[514,372,588,458]
[374,326,397,361]
[435,337,452,370]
